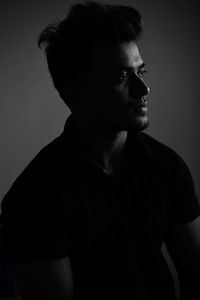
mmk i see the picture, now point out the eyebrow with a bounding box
[114,63,146,72]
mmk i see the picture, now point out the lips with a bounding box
[134,102,148,114]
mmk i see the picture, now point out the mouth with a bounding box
[133,99,148,115]
[135,104,148,115]
[127,96,149,116]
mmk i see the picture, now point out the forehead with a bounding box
[89,41,143,70]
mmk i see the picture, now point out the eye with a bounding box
[114,70,130,83]
[120,70,129,79]
[113,68,148,84]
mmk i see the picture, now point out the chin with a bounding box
[105,114,149,132]
[127,114,149,132]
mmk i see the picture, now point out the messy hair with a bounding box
[38,1,143,96]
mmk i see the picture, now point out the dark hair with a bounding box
[38,1,143,96]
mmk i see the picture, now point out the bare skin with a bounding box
[73,120,128,174]
[70,41,150,174]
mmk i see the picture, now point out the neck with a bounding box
[72,116,127,171]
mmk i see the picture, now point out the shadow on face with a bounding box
[67,41,150,132]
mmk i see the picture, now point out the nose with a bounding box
[128,75,150,98]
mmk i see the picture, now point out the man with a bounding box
[1,2,200,300]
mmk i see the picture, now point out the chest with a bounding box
[66,167,171,257]
[60,167,176,299]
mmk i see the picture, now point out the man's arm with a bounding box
[165,216,200,300]
[11,257,74,300]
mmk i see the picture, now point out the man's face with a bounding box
[79,41,150,132]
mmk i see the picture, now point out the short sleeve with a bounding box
[163,148,200,224]
[1,154,70,262]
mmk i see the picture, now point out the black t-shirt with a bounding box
[1,114,200,300]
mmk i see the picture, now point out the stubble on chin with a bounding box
[125,115,149,132]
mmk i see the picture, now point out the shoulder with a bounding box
[134,131,197,198]
[1,132,71,219]
[139,132,200,221]
[4,135,63,193]
[138,132,189,174]
[138,131,176,157]
[1,133,73,261]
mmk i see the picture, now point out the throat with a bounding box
[73,117,128,177]
[82,132,127,179]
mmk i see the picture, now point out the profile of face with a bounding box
[73,41,150,132]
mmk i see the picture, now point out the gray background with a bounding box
[0,0,199,298]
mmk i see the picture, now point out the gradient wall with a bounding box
[0,0,199,297]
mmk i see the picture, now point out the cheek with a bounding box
[107,87,130,111]
[85,84,130,114]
